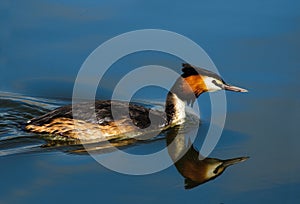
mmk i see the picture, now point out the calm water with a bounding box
[1,0,300,203]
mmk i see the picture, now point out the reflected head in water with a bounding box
[166,125,249,189]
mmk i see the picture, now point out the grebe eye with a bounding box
[212,80,222,88]
[213,168,218,174]
[213,166,220,174]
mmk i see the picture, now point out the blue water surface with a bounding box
[1,0,300,203]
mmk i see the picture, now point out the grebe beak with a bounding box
[223,84,248,92]
[222,156,249,168]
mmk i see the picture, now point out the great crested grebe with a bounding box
[25,63,247,141]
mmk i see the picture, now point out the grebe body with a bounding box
[25,63,247,141]
[26,100,166,141]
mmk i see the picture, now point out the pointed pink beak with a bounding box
[223,84,248,92]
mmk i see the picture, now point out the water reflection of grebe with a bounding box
[25,63,247,141]
[166,126,249,189]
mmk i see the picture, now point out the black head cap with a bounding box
[181,63,225,83]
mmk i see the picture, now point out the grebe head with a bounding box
[181,63,248,97]
[203,157,249,179]
[182,156,249,189]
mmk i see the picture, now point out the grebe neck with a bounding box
[164,75,202,126]
[165,92,186,126]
